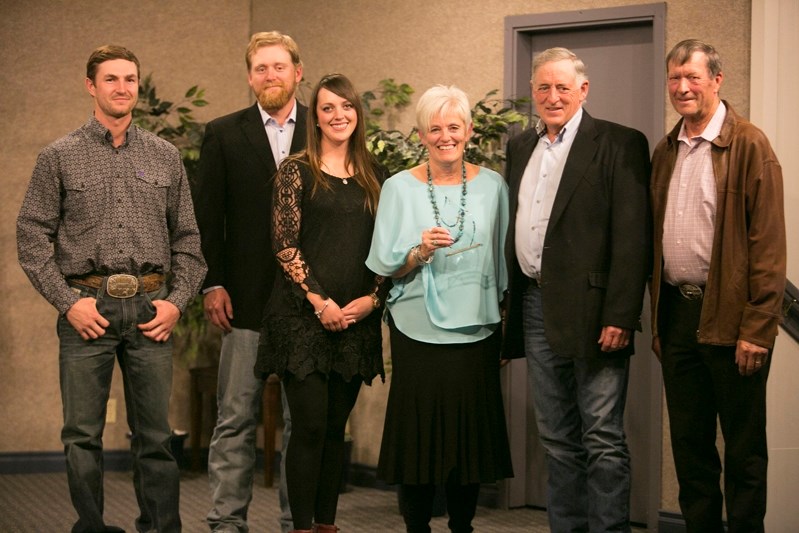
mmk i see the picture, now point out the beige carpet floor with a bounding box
[0,470,648,532]
[0,470,545,532]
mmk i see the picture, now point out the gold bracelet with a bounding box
[369,292,380,309]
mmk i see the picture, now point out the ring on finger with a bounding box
[433,239,438,246]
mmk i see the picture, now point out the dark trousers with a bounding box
[658,284,769,533]
[283,371,362,530]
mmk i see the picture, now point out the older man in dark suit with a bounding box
[503,47,650,532]
[193,31,307,533]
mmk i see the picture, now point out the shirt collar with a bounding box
[534,106,583,143]
[258,99,298,126]
[678,100,726,143]
[87,114,137,146]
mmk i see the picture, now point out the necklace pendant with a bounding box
[342,178,348,184]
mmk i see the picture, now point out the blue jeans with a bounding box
[58,283,180,533]
[206,328,293,532]
[522,286,631,533]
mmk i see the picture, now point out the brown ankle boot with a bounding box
[314,525,340,532]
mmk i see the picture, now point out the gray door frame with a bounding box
[500,3,666,529]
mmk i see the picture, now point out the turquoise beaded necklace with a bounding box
[426,161,467,244]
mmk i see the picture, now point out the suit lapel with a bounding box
[547,111,598,233]
[291,104,308,154]
[240,103,275,172]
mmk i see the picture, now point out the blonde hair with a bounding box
[245,31,302,70]
[415,85,472,135]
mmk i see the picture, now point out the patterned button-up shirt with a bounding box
[17,115,207,315]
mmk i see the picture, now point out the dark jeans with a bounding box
[58,283,180,533]
[522,286,631,533]
[659,283,769,533]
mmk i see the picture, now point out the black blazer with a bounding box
[503,110,651,359]
[193,102,308,331]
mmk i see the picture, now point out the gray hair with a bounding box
[666,39,723,77]
[531,47,588,84]
[415,85,472,134]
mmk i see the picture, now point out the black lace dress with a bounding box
[255,157,387,384]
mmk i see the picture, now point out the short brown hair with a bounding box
[666,39,723,77]
[245,31,302,70]
[86,45,140,83]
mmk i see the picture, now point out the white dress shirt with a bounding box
[515,107,583,280]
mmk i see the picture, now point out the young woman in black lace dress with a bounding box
[255,74,387,533]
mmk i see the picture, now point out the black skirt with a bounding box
[378,319,514,485]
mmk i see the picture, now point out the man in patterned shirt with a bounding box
[16,45,206,533]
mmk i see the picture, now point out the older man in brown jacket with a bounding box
[651,39,786,533]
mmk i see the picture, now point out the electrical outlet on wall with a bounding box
[106,398,116,424]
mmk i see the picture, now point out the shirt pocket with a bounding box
[134,168,172,188]
[61,172,105,237]
[132,167,171,214]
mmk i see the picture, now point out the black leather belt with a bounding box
[68,273,165,298]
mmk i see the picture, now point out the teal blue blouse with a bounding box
[366,167,509,344]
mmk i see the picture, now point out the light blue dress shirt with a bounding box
[366,167,509,344]
[258,100,298,166]
[514,107,583,279]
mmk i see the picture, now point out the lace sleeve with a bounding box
[272,160,327,300]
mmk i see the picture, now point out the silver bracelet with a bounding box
[314,300,329,319]
[412,245,433,266]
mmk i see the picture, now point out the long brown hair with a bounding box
[302,73,381,215]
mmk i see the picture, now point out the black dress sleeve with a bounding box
[271,159,328,300]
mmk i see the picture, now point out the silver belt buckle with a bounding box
[678,283,703,300]
[106,274,138,298]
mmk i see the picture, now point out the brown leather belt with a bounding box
[68,273,165,298]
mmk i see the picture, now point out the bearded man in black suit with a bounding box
[503,47,651,533]
[193,31,307,533]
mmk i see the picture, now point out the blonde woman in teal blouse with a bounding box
[366,85,513,533]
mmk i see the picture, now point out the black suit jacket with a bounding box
[193,102,308,331]
[503,110,651,359]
